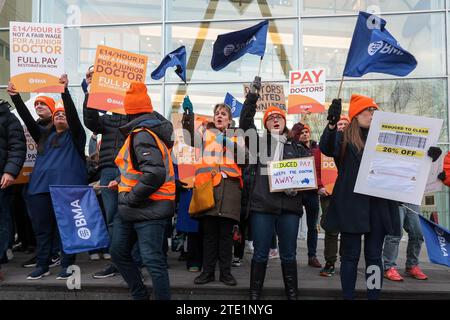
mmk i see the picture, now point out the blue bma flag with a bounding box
[211,20,269,71]
[343,11,417,77]
[224,93,243,118]
[151,46,187,83]
[50,186,110,254]
[418,215,450,267]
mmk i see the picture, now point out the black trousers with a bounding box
[201,216,235,275]
[187,232,203,269]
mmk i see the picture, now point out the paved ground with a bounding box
[1,238,449,300]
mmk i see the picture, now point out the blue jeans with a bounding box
[0,189,12,268]
[111,214,171,300]
[251,211,300,264]
[383,203,424,269]
[303,192,320,257]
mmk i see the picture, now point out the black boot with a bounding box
[249,260,267,300]
[281,262,298,300]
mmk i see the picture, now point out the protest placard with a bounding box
[10,22,65,93]
[354,111,443,205]
[243,82,286,112]
[87,45,148,114]
[288,68,326,114]
[267,157,317,192]
[321,153,338,194]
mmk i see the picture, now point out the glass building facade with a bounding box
[0,0,449,228]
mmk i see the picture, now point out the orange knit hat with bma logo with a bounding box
[348,94,379,121]
[263,106,286,129]
[124,82,153,115]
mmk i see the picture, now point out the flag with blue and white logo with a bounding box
[50,185,110,254]
[418,215,450,267]
[224,92,243,118]
[343,11,417,77]
[211,20,269,71]
[151,46,187,83]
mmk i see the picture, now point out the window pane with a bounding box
[302,0,445,16]
[167,0,297,21]
[0,30,9,85]
[166,19,297,83]
[40,0,162,25]
[0,0,38,27]
[302,13,446,78]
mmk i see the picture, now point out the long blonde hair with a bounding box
[342,119,365,154]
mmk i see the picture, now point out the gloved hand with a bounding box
[284,189,298,197]
[438,171,446,181]
[250,76,262,94]
[427,146,442,162]
[182,95,194,114]
[327,98,342,126]
[81,79,89,94]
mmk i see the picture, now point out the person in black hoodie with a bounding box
[319,95,441,300]
[0,99,26,281]
[82,66,130,278]
[239,76,310,300]
[110,83,175,300]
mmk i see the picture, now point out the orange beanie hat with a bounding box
[302,124,311,133]
[263,106,286,129]
[34,96,56,114]
[348,94,378,121]
[123,83,153,115]
[52,106,65,122]
[339,115,350,123]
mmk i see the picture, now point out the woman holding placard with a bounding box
[239,77,310,301]
[319,95,441,300]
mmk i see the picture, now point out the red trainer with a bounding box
[405,265,428,280]
[384,267,404,281]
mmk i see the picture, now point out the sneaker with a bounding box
[56,268,74,280]
[384,267,404,281]
[188,266,200,273]
[27,267,50,280]
[232,257,241,267]
[269,249,279,260]
[194,272,215,285]
[92,264,117,279]
[308,256,322,268]
[405,265,428,280]
[49,254,61,268]
[102,253,112,260]
[320,263,336,277]
[89,253,101,261]
[22,256,37,268]
[219,273,237,286]
[6,249,13,261]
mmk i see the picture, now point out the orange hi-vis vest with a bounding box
[115,128,175,201]
[194,129,242,188]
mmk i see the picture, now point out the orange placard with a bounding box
[10,22,65,93]
[87,45,148,114]
[321,153,338,194]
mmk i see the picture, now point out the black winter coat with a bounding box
[117,112,175,222]
[0,101,26,178]
[239,93,310,216]
[319,126,400,235]
[83,94,130,170]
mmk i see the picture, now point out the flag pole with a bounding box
[257,56,263,77]
[337,74,345,99]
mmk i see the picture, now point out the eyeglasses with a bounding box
[267,115,284,122]
[366,107,377,112]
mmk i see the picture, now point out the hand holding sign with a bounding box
[7,82,19,96]
[59,74,69,88]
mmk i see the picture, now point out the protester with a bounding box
[182,95,244,287]
[319,94,441,300]
[239,76,310,300]
[110,82,175,300]
[8,75,87,280]
[82,66,130,278]
[383,203,428,281]
[0,99,26,282]
[292,123,323,268]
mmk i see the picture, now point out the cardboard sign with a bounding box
[87,45,148,114]
[172,113,213,188]
[354,111,443,205]
[10,22,65,93]
[13,126,37,185]
[288,68,326,114]
[243,83,286,112]
[268,157,317,192]
[321,153,338,194]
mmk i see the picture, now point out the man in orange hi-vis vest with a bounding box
[109,82,175,300]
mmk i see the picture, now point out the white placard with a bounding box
[268,157,317,192]
[354,111,443,205]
